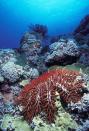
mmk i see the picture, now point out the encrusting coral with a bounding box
[16,68,85,123]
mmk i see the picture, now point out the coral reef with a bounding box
[0,49,17,66]
[0,74,4,83]
[20,32,47,73]
[1,115,30,131]
[0,84,12,93]
[32,112,77,131]
[1,97,78,131]
[0,57,39,84]
[68,93,89,124]
[74,14,89,46]
[16,68,85,123]
[31,96,77,131]
[20,32,41,52]
[29,24,48,37]
[78,52,89,66]
[23,67,39,79]
[77,44,89,66]
[73,12,89,67]
[45,39,80,66]
[0,92,20,127]
[1,61,24,83]
[76,120,89,131]
[1,21,89,130]
[0,93,5,121]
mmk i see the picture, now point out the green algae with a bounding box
[48,63,89,73]
[19,79,29,86]
[32,113,77,131]
[48,64,82,71]
[1,115,31,131]
[55,112,77,131]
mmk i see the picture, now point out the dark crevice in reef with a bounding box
[45,55,80,67]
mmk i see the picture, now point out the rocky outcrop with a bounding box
[20,32,47,73]
[1,61,24,83]
[76,44,89,66]
[76,120,89,131]
[45,39,80,66]
[74,15,89,46]
[68,93,89,124]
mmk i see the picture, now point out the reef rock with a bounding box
[74,14,89,46]
[20,32,42,54]
[0,74,4,83]
[0,59,40,83]
[68,93,89,113]
[20,32,47,73]
[0,49,17,66]
[78,52,89,66]
[45,39,80,66]
[68,93,89,123]
[77,44,89,66]
[76,120,89,131]
[23,67,39,79]
[0,84,12,93]
[0,93,4,120]
[29,24,48,37]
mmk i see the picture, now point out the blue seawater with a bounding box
[0,0,89,48]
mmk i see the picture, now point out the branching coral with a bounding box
[16,69,85,123]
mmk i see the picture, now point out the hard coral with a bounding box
[1,61,24,83]
[16,69,85,123]
[45,39,80,67]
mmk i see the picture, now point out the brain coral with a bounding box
[16,69,85,123]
